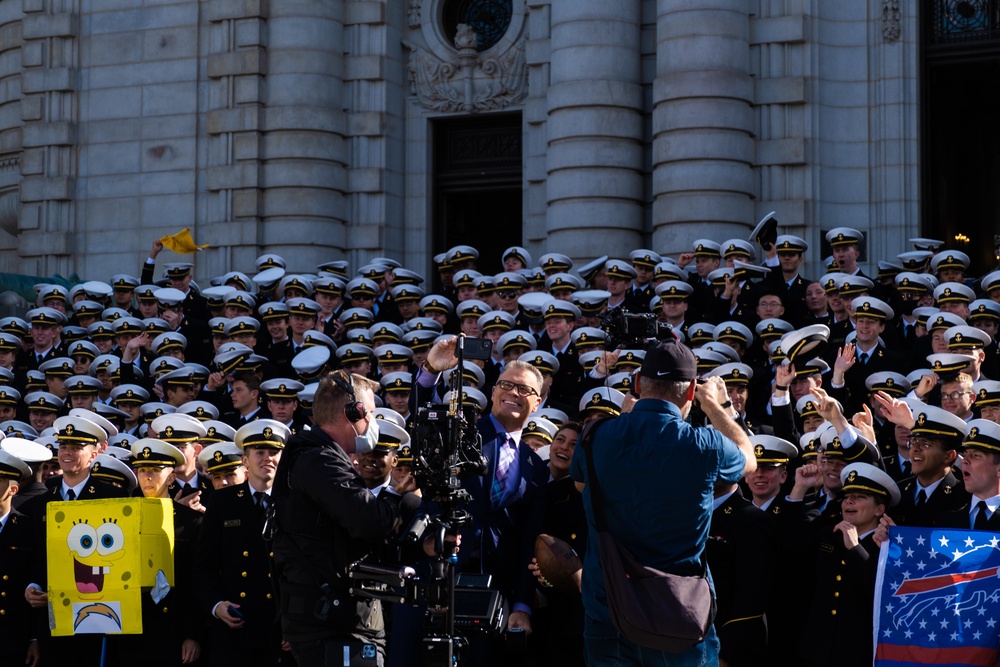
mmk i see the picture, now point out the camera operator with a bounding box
[271,370,411,666]
[570,338,756,667]
[412,338,549,663]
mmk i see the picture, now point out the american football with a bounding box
[534,533,582,593]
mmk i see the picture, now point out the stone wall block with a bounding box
[21,67,73,93]
[19,229,70,255]
[22,121,74,147]
[21,175,72,201]
[206,0,267,22]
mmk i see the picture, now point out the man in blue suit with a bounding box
[411,338,548,644]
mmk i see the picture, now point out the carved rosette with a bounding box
[882,0,900,43]
[406,30,527,113]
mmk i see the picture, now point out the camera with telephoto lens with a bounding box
[346,337,503,666]
[599,309,675,349]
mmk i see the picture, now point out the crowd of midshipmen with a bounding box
[1,228,1000,666]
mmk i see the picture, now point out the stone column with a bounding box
[255,0,349,269]
[545,0,644,258]
[0,0,23,243]
[652,0,754,254]
[18,0,79,275]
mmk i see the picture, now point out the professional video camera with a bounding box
[348,336,503,667]
[599,308,675,349]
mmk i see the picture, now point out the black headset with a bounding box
[331,373,367,422]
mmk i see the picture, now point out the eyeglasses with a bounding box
[497,290,520,299]
[941,391,972,401]
[907,437,942,451]
[495,379,539,397]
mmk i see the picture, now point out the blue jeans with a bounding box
[583,616,720,667]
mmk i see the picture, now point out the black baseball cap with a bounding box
[640,338,696,381]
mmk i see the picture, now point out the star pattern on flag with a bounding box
[875,527,1000,666]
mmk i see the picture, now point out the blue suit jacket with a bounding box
[457,414,547,611]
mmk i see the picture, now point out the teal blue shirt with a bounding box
[570,398,745,623]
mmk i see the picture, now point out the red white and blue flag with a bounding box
[874,526,1000,666]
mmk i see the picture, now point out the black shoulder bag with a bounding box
[580,417,716,652]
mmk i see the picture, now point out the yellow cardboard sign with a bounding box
[46,498,174,636]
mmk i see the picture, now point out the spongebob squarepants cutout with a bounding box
[46,498,174,635]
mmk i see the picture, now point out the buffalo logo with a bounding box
[847,470,857,484]
[754,444,764,457]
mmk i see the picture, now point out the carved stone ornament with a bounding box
[882,0,900,43]
[406,27,527,113]
[408,0,422,29]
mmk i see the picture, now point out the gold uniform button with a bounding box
[0,609,5,615]
[243,551,249,557]
[835,575,842,581]
[266,593,272,600]
[831,610,837,616]
[1,575,7,581]
[269,551,274,558]
[841,560,846,565]
[240,592,246,598]
[834,592,840,598]
[1,591,5,597]
[242,572,248,578]
[163,607,168,613]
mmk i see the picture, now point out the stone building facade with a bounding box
[0,0,953,282]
